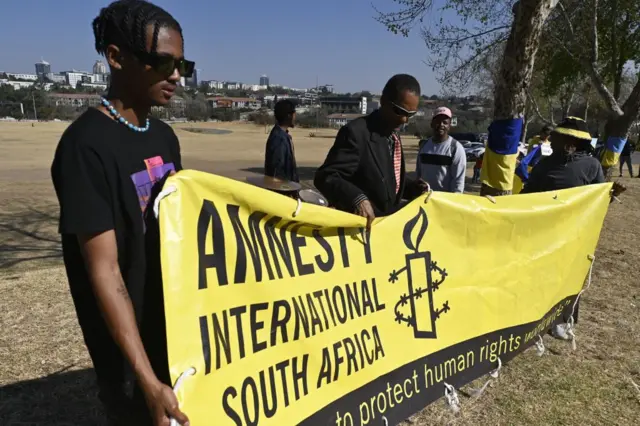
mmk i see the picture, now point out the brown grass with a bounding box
[0,121,638,425]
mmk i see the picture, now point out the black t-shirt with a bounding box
[51,108,182,398]
[521,152,604,194]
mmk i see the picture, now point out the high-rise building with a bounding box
[260,74,269,86]
[35,60,51,81]
[93,60,107,75]
[185,68,199,88]
[64,71,89,88]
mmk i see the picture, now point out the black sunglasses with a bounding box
[135,51,195,78]
[391,102,417,118]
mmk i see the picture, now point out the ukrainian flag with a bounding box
[513,144,542,194]
[601,136,627,168]
[480,118,523,192]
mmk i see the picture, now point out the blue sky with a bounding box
[0,0,451,94]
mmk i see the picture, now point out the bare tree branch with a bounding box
[557,1,575,36]
[435,36,508,84]
[372,0,433,36]
[432,25,510,44]
[592,0,599,63]
[556,0,623,116]
[622,78,640,119]
[527,89,555,125]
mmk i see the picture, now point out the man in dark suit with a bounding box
[314,74,429,227]
[265,99,299,182]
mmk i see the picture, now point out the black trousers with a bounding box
[99,381,153,426]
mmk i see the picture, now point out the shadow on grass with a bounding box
[0,367,104,426]
[307,134,336,139]
[0,205,62,270]
[241,166,319,183]
[181,127,233,136]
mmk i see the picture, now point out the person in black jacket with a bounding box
[521,116,626,341]
[619,138,634,177]
[520,117,605,195]
[264,99,299,182]
[314,74,429,227]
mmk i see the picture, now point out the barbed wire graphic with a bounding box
[390,259,450,334]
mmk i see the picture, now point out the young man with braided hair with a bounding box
[50,1,194,424]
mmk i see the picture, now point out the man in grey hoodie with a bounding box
[415,107,466,193]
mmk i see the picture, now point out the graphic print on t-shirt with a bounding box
[130,156,175,212]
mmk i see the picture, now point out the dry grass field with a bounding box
[0,120,638,425]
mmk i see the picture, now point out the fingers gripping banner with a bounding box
[158,170,611,426]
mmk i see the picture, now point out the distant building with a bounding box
[320,96,367,114]
[47,93,102,108]
[185,69,199,88]
[35,60,51,80]
[93,60,107,75]
[45,73,66,84]
[327,113,365,128]
[367,97,381,113]
[78,82,108,91]
[202,80,225,90]
[0,80,35,90]
[6,73,38,81]
[207,96,261,110]
[260,74,269,86]
[90,73,109,84]
[224,82,241,90]
[63,71,90,88]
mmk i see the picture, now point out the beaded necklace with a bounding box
[101,97,150,132]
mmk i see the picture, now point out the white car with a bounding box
[464,143,485,160]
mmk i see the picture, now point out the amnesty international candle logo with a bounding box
[389,207,450,339]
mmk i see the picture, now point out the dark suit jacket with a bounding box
[314,111,421,216]
[265,125,299,182]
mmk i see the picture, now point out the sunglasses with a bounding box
[135,51,195,78]
[391,102,417,118]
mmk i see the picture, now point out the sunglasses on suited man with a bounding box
[391,102,417,118]
[134,51,196,78]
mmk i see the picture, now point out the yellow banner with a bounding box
[158,170,611,426]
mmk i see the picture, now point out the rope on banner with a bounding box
[292,198,302,217]
[630,377,640,401]
[468,357,502,399]
[169,367,197,426]
[535,335,546,357]
[484,195,497,204]
[565,254,596,350]
[153,184,178,219]
[443,382,461,413]
[490,357,503,379]
[423,189,434,204]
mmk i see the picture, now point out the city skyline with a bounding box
[0,0,452,94]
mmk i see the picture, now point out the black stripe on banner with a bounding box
[299,295,576,426]
[420,153,454,166]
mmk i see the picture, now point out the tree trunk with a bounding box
[601,77,640,177]
[481,0,558,196]
[522,115,531,144]
[584,97,590,122]
[561,91,575,119]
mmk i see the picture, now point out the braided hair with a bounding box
[92,0,183,56]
